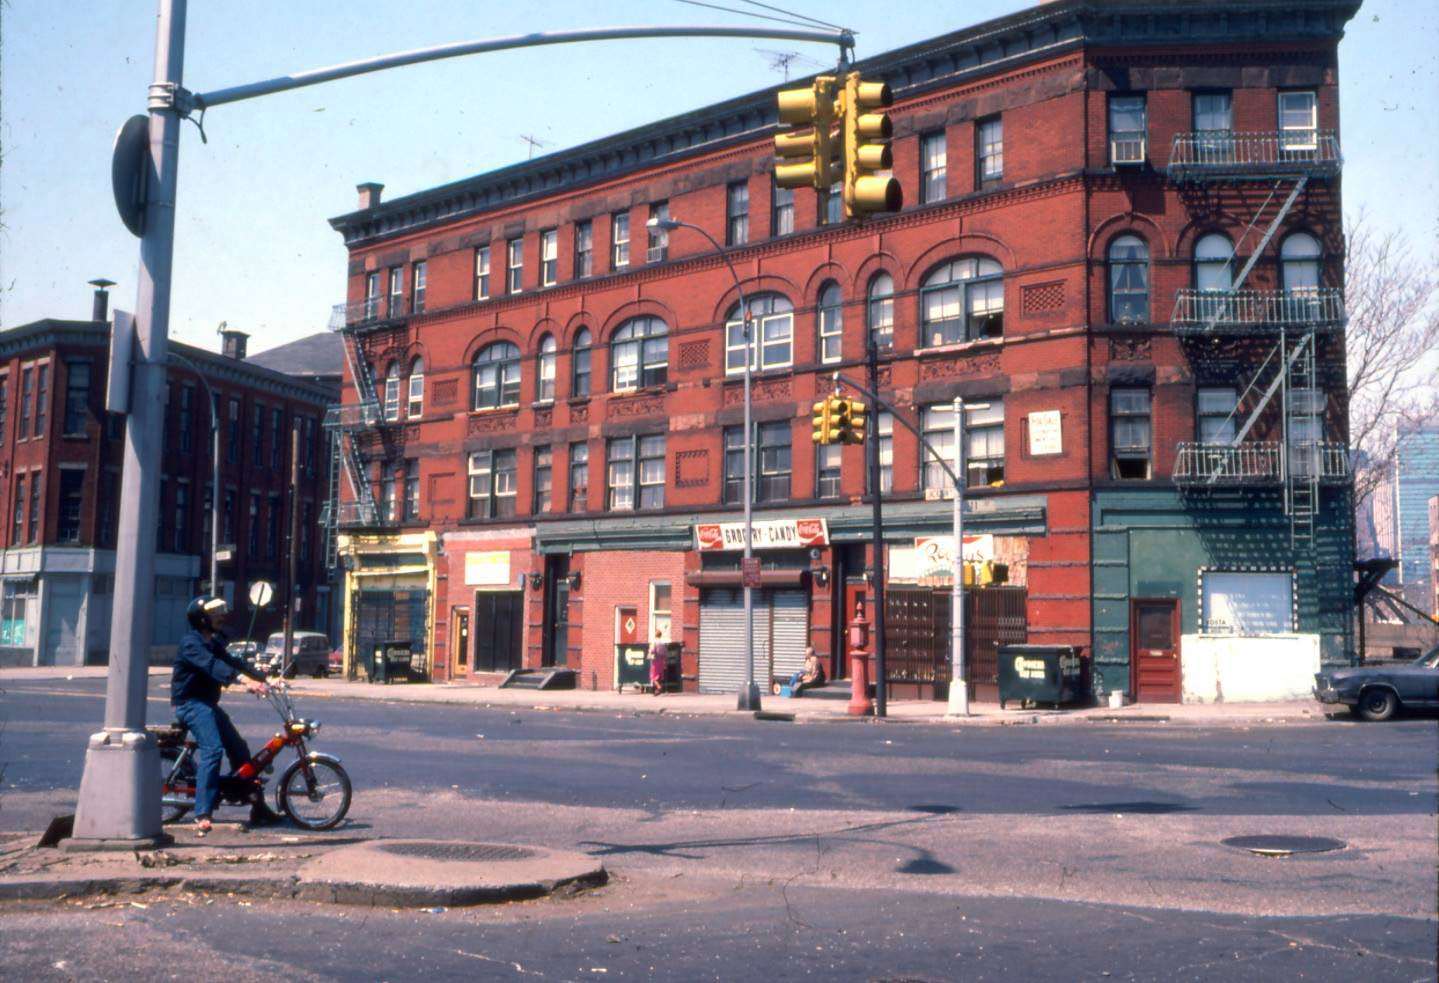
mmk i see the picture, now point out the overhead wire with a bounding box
[670,0,840,33]
[733,0,848,32]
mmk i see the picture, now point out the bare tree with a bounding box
[1345,215,1439,506]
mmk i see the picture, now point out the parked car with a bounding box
[226,640,261,670]
[255,631,332,678]
[1314,645,1439,721]
[328,647,344,677]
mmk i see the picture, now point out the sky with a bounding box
[1,0,1436,356]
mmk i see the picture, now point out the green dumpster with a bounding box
[997,644,1085,708]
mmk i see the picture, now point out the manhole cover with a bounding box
[378,842,536,863]
[1221,835,1346,857]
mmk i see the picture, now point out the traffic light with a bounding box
[774,76,839,191]
[840,397,868,445]
[839,72,902,219]
[811,397,839,444]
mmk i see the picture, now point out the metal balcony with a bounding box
[320,501,383,528]
[1173,442,1283,485]
[1170,289,1346,336]
[328,297,411,332]
[1168,130,1341,181]
[323,400,382,431]
[1289,441,1351,483]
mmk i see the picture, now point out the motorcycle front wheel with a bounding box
[277,757,352,830]
[159,747,195,823]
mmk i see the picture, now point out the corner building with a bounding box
[325,0,1360,701]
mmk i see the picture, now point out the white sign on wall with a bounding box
[890,535,994,583]
[464,550,511,586]
[1028,410,1063,456]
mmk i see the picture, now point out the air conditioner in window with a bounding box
[1110,135,1147,165]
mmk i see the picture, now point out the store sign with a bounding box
[464,550,511,586]
[693,517,829,552]
[1028,410,1062,456]
[891,535,994,583]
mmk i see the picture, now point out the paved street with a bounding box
[2,675,1435,980]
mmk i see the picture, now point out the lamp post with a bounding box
[947,397,968,716]
[647,215,761,712]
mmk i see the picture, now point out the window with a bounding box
[772,185,795,236]
[475,245,491,300]
[920,256,1005,345]
[816,443,842,499]
[1202,571,1293,634]
[1193,90,1233,149]
[976,117,1003,186]
[11,474,25,545]
[921,404,960,497]
[574,221,593,278]
[866,411,893,495]
[411,261,427,314]
[299,502,312,564]
[0,374,8,436]
[363,271,381,319]
[537,336,556,402]
[174,481,189,552]
[404,460,420,521]
[1,578,35,646]
[607,435,664,510]
[1194,233,1233,292]
[383,362,401,421]
[302,417,316,474]
[725,295,794,374]
[820,181,842,225]
[269,408,283,469]
[964,401,1005,488]
[571,328,592,398]
[1197,387,1237,445]
[57,469,84,543]
[472,342,521,409]
[407,358,424,418]
[266,494,281,560]
[467,450,517,518]
[1108,94,1147,164]
[251,404,264,462]
[1281,232,1322,292]
[381,467,398,524]
[533,446,552,513]
[227,398,240,463]
[610,316,668,391]
[540,228,558,286]
[723,423,791,503]
[18,368,32,439]
[650,582,672,643]
[223,489,236,544]
[34,364,48,437]
[507,238,524,293]
[648,201,670,262]
[63,361,90,436]
[1110,388,1152,479]
[568,441,589,510]
[248,492,261,553]
[1278,91,1318,151]
[920,130,948,202]
[176,384,194,453]
[1107,235,1150,323]
[726,180,749,245]
[867,274,894,351]
[818,282,843,364]
[199,484,211,563]
[388,267,404,318]
[611,211,630,269]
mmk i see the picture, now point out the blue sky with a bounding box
[2,1,1435,354]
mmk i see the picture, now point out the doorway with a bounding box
[1130,598,1181,703]
[451,608,470,678]
[543,556,570,667]
[473,591,523,672]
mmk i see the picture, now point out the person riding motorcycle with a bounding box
[171,596,269,836]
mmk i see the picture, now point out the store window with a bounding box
[1,578,36,646]
[1201,571,1293,634]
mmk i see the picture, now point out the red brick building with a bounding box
[326,0,1359,701]
[0,289,337,666]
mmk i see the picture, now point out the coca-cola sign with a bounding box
[692,517,830,552]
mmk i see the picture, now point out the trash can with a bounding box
[370,644,387,684]
[997,644,1086,708]
[615,643,651,693]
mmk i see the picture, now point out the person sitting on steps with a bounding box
[776,646,826,696]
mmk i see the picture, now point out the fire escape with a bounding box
[1166,129,1348,549]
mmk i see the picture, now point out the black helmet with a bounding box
[186,595,230,631]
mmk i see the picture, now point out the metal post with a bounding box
[70,0,186,848]
[947,397,969,716]
[865,332,887,718]
[282,423,300,677]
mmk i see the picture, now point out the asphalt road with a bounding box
[2,675,1435,981]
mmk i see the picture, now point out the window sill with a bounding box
[468,405,521,416]
[915,337,1003,358]
[566,395,591,407]
[721,367,794,384]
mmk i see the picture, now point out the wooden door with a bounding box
[1131,599,1181,703]
[451,608,470,677]
[474,591,522,672]
[616,605,640,645]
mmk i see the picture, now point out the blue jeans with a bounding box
[174,700,251,820]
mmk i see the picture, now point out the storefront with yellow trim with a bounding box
[337,531,439,679]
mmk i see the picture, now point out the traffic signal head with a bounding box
[774,76,839,191]
[840,73,902,219]
[811,398,837,444]
[842,398,868,445]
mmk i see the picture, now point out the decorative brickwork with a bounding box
[1022,280,1065,315]
[432,379,458,407]
[609,394,666,418]
[534,407,553,428]
[467,411,518,435]
[569,401,590,423]
[677,340,711,372]
[919,352,1002,379]
[675,449,709,488]
[1109,337,1152,361]
[724,376,792,405]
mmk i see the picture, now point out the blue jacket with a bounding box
[171,629,263,706]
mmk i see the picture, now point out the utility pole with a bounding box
[282,423,301,676]
[865,331,888,718]
[70,0,186,848]
[947,397,970,716]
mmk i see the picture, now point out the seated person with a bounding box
[780,647,826,696]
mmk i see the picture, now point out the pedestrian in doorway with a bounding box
[648,629,668,695]
[779,646,826,696]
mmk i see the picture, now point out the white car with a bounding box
[256,631,332,678]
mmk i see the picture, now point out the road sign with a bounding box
[741,557,762,589]
[248,580,275,608]
[215,545,236,564]
[111,115,150,237]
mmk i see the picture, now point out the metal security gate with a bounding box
[354,589,430,676]
[770,590,809,681]
[473,590,523,672]
[700,588,766,694]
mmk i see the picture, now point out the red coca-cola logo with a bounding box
[795,518,825,545]
[695,524,724,550]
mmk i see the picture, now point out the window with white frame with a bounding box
[411,261,427,313]
[1280,232,1322,292]
[649,582,672,643]
[407,358,424,418]
[607,434,664,510]
[772,185,795,236]
[1194,233,1234,292]
[816,443,842,498]
[611,211,630,269]
[574,221,593,278]
[726,181,749,246]
[1193,90,1233,144]
[963,401,1005,487]
[388,267,404,317]
[647,202,669,262]
[540,228,558,286]
[1278,91,1317,151]
[818,281,843,364]
[976,117,1003,185]
[725,294,793,374]
[467,449,517,518]
[472,342,521,410]
[475,246,491,300]
[533,446,552,513]
[921,256,1005,345]
[383,362,401,421]
[867,273,894,351]
[363,272,381,319]
[866,411,894,494]
[537,335,557,402]
[921,404,958,497]
[568,441,589,509]
[1197,387,1237,445]
[920,130,947,203]
[1107,235,1150,323]
[610,316,668,391]
[1108,94,1147,164]
[507,238,523,293]
[572,328,592,397]
[1110,388,1152,479]
[1201,571,1293,634]
[820,181,842,225]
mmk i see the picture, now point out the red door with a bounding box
[616,606,641,645]
[1131,599,1181,703]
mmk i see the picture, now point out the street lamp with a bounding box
[647,214,762,712]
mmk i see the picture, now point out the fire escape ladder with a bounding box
[1285,331,1321,550]
[323,427,343,568]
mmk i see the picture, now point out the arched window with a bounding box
[817,282,843,365]
[572,328,592,398]
[536,334,557,402]
[1107,235,1149,323]
[1281,232,1321,292]
[406,357,424,419]
[725,294,793,374]
[382,362,401,421]
[1194,234,1233,292]
[919,256,1004,346]
[866,273,894,351]
[611,316,668,391]
[472,342,521,410]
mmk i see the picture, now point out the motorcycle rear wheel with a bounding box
[159,747,195,823]
[278,757,352,830]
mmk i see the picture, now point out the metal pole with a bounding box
[70,0,186,848]
[282,423,300,677]
[947,397,970,716]
[865,332,887,718]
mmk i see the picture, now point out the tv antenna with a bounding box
[519,133,551,159]
[754,48,822,81]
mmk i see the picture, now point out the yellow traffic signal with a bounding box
[774,76,839,191]
[841,398,868,445]
[839,72,902,219]
[811,398,838,444]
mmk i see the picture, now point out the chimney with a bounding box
[221,327,249,360]
[88,278,116,322]
[357,182,384,209]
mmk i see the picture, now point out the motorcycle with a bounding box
[152,682,352,830]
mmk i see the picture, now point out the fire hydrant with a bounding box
[848,599,874,717]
